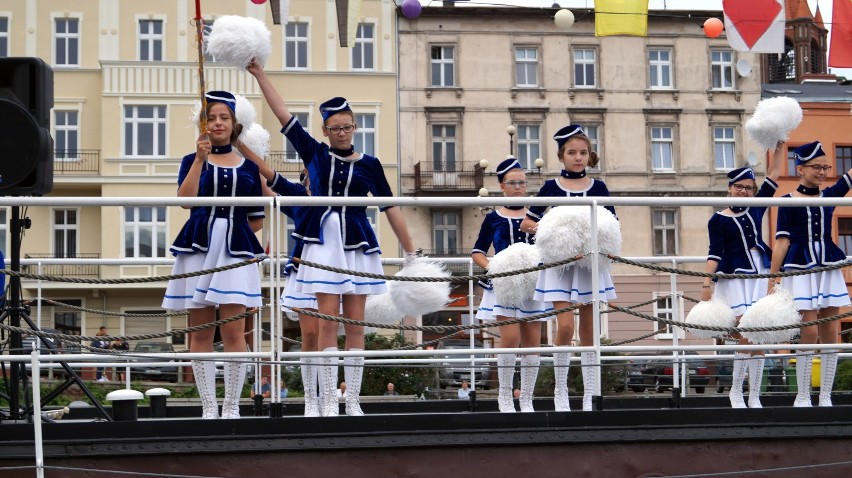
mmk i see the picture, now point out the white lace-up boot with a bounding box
[497,354,516,413]
[580,351,597,412]
[344,349,365,416]
[728,353,748,408]
[301,356,320,417]
[552,353,571,412]
[192,360,219,419]
[320,347,339,417]
[221,362,247,419]
[794,352,814,407]
[747,357,764,409]
[819,350,838,407]
[519,355,540,413]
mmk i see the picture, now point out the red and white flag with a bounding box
[830,0,852,67]
[723,0,785,53]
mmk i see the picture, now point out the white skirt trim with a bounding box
[163,218,262,309]
[532,264,617,304]
[476,288,552,322]
[294,212,387,296]
[714,249,769,317]
[782,269,851,311]
[281,275,318,311]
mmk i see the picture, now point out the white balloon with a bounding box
[554,9,575,30]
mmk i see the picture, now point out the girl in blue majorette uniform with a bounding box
[248,60,416,417]
[473,157,552,413]
[163,91,264,420]
[520,124,616,413]
[769,141,852,408]
[702,145,782,409]
[241,148,325,417]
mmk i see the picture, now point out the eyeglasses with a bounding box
[802,164,833,173]
[731,184,756,193]
[504,180,527,188]
[325,124,356,135]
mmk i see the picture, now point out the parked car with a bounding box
[22,328,67,355]
[635,351,710,393]
[129,342,179,383]
[622,352,653,393]
[712,354,786,393]
[436,339,492,389]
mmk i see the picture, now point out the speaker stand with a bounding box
[2,205,111,422]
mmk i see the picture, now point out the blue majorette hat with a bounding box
[553,124,584,148]
[792,141,825,165]
[727,167,755,185]
[496,157,522,183]
[319,97,352,121]
[205,91,236,112]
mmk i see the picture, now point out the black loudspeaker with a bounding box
[0,57,54,196]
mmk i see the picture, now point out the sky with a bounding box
[415,0,851,78]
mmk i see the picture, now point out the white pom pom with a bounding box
[739,286,802,344]
[365,293,405,325]
[489,243,540,308]
[535,206,589,264]
[206,15,271,69]
[389,258,451,317]
[536,206,621,271]
[684,298,736,339]
[189,101,203,129]
[238,123,271,159]
[746,97,803,150]
[233,94,257,128]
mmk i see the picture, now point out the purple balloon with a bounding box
[401,0,422,19]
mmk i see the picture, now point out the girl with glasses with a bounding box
[520,124,616,412]
[162,91,264,420]
[769,141,852,407]
[248,59,416,417]
[472,158,552,413]
[702,145,783,408]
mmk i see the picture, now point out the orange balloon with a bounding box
[703,18,724,38]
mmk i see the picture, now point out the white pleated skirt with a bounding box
[532,263,617,304]
[294,212,387,296]
[476,288,553,322]
[714,250,770,317]
[162,218,262,310]
[782,269,851,311]
[281,274,318,314]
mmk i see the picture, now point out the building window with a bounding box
[284,112,308,160]
[711,49,734,90]
[0,17,8,57]
[651,126,674,171]
[54,18,80,67]
[839,218,852,256]
[124,207,167,258]
[713,127,736,170]
[515,47,538,87]
[648,48,672,89]
[124,106,166,157]
[652,209,678,256]
[285,22,308,70]
[54,111,79,161]
[786,147,801,177]
[352,23,374,71]
[585,124,601,170]
[836,146,852,173]
[354,113,375,157]
[53,209,78,258]
[516,125,541,170]
[433,212,459,254]
[430,46,455,87]
[432,124,457,171]
[54,310,82,338]
[139,20,163,61]
[573,48,596,88]
[653,293,684,338]
[0,208,7,253]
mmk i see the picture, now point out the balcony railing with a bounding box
[267,151,304,176]
[53,150,100,175]
[22,253,101,277]
[414,161,484,194]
